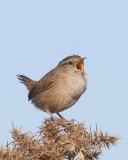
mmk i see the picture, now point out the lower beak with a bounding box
[75,58,86,74]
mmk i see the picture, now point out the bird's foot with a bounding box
[57,112,66,120]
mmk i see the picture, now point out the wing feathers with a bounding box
[28,80,54,100]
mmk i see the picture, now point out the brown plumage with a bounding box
[17,55,87,119]
[17,75,37,91]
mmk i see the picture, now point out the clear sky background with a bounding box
[0,1,128,159]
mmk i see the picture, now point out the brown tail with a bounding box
[17,75,37,91]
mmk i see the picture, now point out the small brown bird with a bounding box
[17,55,87,119]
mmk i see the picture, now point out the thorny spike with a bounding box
[96,123,98,134]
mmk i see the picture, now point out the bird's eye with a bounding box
[69,61,73,65]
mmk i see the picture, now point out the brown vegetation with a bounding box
[0,118,119,160]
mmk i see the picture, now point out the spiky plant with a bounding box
[0,118,119,160]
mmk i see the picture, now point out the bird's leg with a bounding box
[46,110,57,120]
[57,112,65,119]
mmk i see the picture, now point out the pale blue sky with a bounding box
[0,1,128,159]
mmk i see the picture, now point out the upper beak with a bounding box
[75,57,87,74]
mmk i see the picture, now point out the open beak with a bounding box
[75,57,87,74]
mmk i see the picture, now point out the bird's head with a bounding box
[57,55,87,75]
